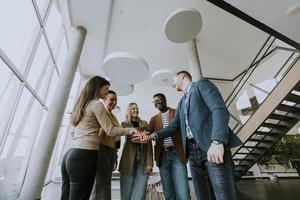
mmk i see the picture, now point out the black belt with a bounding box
[187,138,196,145]
[162,146,174,151]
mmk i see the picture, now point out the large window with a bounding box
[27,35,55,100]
[0,1,71,199]
[34,0,51,19]
[0,60,21,152]
[0,0,40,74]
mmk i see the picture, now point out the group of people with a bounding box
[60,70,242,200]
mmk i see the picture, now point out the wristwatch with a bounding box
[212,140,223,145]
[151,132,158,141]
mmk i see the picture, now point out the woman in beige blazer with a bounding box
[60,76,138,200]
[119,103,153,200]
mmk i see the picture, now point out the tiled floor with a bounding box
[42,178,300,200]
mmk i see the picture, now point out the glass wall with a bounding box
[0,0,72,199]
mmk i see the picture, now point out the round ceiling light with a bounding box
[165,8,202,43]
[286,3,300,16]
[151,69,176,87]
[103,52,149,84]
[109,81,134,96]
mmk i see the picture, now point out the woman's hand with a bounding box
[112,150,118,171]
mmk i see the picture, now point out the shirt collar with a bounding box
[184,82,193,95]
[161,109,169,115]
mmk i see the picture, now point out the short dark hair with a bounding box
[177,70,192,81]
[153,93,166,100]
[108,90,116,95]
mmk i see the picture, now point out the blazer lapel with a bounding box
[168,108,175,123]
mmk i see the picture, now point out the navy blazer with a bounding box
[156,79,242,157]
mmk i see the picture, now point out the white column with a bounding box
[19,26,87,200]
[186,38,202,80]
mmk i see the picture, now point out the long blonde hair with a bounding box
[125,102,140,123]
[71,76,110,126]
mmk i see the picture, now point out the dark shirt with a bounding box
[131,121,139,128]
[131,120,141,149]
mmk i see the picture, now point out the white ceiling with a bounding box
[224,0,300,47]
[65,0,297,121]
[68,0,269,80]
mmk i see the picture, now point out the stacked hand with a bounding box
[130,129,151,143]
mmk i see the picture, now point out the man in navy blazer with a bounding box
[134,70,242,200]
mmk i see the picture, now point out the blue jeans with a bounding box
[159,150,190,200]
[188,143,238,200]
[120,149,148,200]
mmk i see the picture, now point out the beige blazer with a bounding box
[71,100,134,150]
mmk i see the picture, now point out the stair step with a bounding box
[293,81,300,92]
[235,152,261,156]
[261,123,289,130]
[244,145,268,150]
[236,163,250,168]
[277,104,300,113]
[249,138,275,143]
[268,113,296,121]
[234,157,257,162]
[285,93,300,104]
[255,131,271,136]
[243,145,269,150]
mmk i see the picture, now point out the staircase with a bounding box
[232,61,300,178]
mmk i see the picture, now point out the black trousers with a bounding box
[90,144,115,200]
[61,148,98,200]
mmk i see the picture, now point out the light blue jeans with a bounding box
[159,149,190,200]
[120,149,148,200]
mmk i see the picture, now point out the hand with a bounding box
[112,162,118,171]
[136,127,145,132]
[112,150,118,171]
[137,133,155,143]
[132,129,149,135]
[207,143,224,164]
[145,166,152,175]
[131,130,150,143]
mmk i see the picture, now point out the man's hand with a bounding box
[130,130,150,143]
[207,142,224,164]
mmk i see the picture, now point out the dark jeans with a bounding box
[188,143,238,200]
[61,148,98,200]
[90,144,115,200]
[159,150,190,200]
